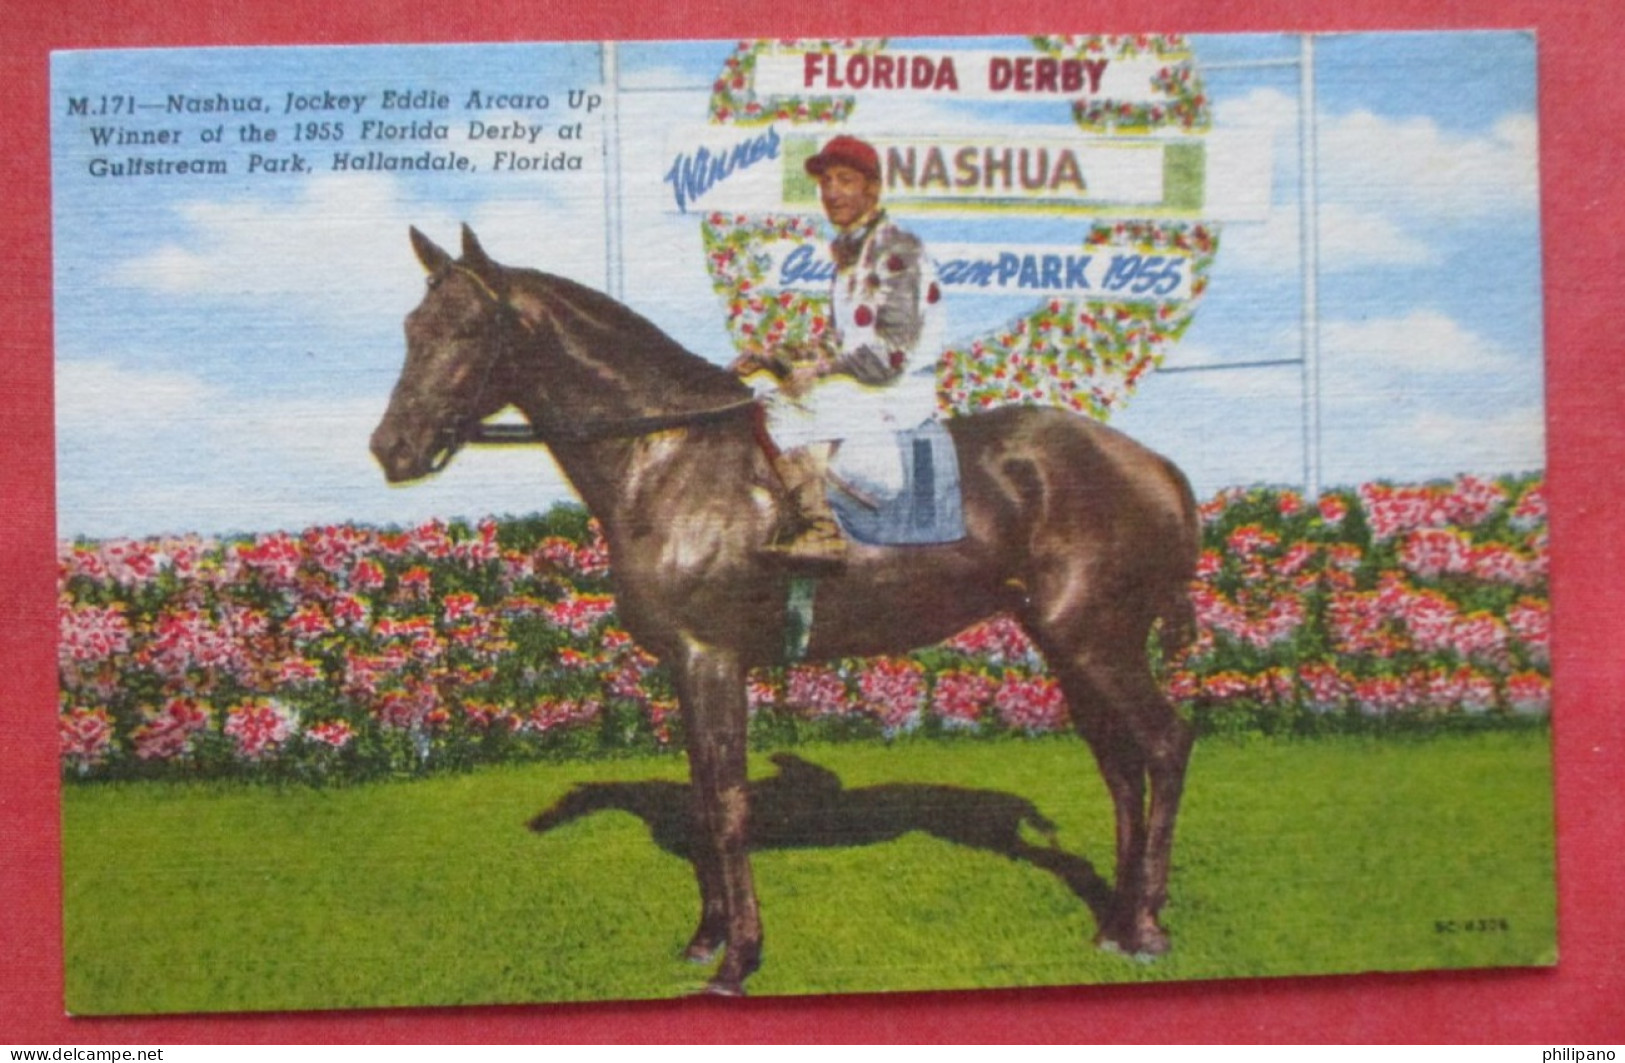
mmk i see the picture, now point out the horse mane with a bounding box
[502,266,751,417]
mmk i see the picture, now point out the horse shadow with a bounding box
[528,752,1114,924]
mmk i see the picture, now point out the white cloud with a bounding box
[57,377,582,539]
[108,137,613,315]
[1216,86,1299,137]
[1205,87,1536,286]
[1319,108,1537,220]
[1220,200,1436,276]
[1402,404,1545,466]
[1317,202,1436,265]
[1149,307,1518,401]
[109,172,457,311]
[1217,87,1537,220]
[1321,309,1518,373]
[56,361,220,434]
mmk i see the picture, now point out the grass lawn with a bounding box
[61,731,1556,1014]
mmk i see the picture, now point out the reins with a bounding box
[429,264,759,466]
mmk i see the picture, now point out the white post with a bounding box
[601,41,624,301]
[1299,33,1322,499]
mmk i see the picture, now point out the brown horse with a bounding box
[371,224,1201,996]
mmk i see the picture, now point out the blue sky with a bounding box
[52,32,1542,538]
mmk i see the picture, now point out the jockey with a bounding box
[733,134,945,564]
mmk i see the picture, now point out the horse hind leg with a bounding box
[1024,606,1194,958]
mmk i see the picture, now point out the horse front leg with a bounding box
[681,735,729,965]
[674,640,762,995]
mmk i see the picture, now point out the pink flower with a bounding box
[350,558,386,591]
[1165,668,1201,701]
[857,658,927,732]
[993,672,1068,733]
[786,665,852,717]
[235,532,305,587]
[1276,542,1317,577]
[1510,483,1546,530]
[545,594,617,637]
[223,699,297,760]
[1352,675,1416,716]
[132,698,212,761]
[1507,599,1550,663]
[1504,671,1551,715]
[99,539,163,586]
[1299,662,1351,712]
[442,592,480,624]
[1359,483,1450,541]
[398,566,433,599]
[746,675,781,711]
[945,615,1038,664]
[306,719,357,748]
[1444,475,1507,527]
[285,603,334,641]
[143,608,250,680]
[409,520,455,559]
[1419,666,1498,714]
[461,701,518,732]
[1226,523,1280,558]
[931,669,998,727]
[1469,543,1543,587]
[1448,611,1511,665]
[60,706,116,768]
[59,602,132,666]
[373,681,441,732]
[525,697,601,733]
[1399,528,1474,580]
[330,593,368,628]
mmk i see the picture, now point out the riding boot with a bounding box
[762,447,847,566]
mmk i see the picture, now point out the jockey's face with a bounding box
[817,165,881,231]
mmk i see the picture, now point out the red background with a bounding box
[3,0,1620,1044]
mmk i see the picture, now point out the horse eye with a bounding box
[426,274,442,290]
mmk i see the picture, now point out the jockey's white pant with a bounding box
[760,367,939,496]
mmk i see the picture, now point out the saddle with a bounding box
[826,419,966,546]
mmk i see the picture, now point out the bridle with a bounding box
[423,264,759,472]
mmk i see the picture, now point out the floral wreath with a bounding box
[702,36,1219,422]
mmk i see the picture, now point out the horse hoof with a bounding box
[702,979,747,998]
[682,942,720,965]
[1094,923,1171,961]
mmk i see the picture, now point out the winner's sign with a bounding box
[673,36,1248,421]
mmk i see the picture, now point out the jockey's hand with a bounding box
[728,351,765,376]
[730,351,792,379]
[781,364,821,398]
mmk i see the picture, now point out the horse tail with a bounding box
[1154,455,1202,658]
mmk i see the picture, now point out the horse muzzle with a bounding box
[371,417,456,483]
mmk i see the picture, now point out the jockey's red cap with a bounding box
[805,135,881,181]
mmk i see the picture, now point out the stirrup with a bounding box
[761,521,847,565]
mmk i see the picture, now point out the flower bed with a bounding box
[57,475,1549,781]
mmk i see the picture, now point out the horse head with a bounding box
[371,225,521,483]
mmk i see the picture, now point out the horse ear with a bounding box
[460,224,497,275]
[410,227,452,274]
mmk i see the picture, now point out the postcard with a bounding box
[52,32,1553,1014]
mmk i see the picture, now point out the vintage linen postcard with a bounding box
[52,33,1553,1014]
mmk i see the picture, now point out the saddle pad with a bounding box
[827,419,966,546]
